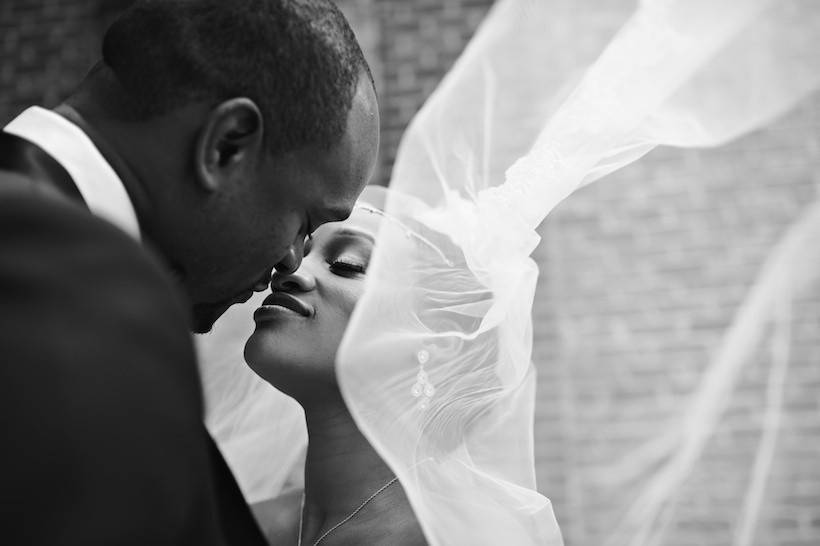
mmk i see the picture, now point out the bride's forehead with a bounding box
[316,206,382,240]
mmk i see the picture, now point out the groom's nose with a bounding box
[274,244,303,275]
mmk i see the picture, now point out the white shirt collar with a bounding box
[4,106,141,241]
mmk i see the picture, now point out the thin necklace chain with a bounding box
[297,476,399,546]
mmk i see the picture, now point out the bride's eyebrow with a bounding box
[331,228,375,245]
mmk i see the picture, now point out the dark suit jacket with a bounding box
[0,131,267,545]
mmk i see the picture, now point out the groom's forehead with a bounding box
[316,77,379,193]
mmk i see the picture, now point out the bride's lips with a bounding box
[254,291,313,321]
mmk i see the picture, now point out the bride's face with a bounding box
[244,206,381,398]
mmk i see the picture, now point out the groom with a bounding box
[0,1,378,544]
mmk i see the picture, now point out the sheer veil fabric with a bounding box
[197,298,306,504]
[336,0,819,545]
[196,0,819,543]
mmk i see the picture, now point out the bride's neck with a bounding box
[301,394,395,516]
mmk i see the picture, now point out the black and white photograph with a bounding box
[1,1,818,545]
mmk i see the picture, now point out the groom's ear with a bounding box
[194,98,264,192]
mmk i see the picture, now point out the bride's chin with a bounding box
[243,334,298,378]
[243,332,274,371]
[245,321,288,353]
[243,347,283,389]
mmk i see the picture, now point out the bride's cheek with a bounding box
[338,285,364,318]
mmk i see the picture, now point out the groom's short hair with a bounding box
[99,0,373,154]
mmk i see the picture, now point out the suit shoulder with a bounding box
[0,181,179,312]
[0,184,200,403]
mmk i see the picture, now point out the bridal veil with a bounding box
[337,0,818,544]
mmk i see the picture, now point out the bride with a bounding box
[200,0,819,544]
[244,189,426,545]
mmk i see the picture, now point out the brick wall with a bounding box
[520,3,820,544]
[0,0,128,123]
[534,106,820,545]
[366,0,491,187]
[3,2,818,545]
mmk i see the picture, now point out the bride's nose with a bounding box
[270,268,316,293]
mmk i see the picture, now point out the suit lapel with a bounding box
[0,131,87,208]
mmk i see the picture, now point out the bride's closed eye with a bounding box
[309,225,375,277]
[329,256,367,275]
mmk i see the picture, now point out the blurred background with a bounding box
[3,1,818,545]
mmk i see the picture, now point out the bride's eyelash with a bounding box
[329,259,366,274]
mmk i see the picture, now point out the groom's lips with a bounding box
[231,290,255,305]
[200,289,254,313]
[255,291,313,319]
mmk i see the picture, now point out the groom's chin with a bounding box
[190,290,256,333]
[190,303,227,334]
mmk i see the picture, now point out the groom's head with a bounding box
[68,0,379,332]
